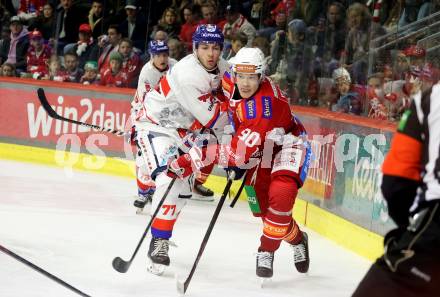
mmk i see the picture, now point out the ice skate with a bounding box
[191,183,215,202]
[134,192,152,214]
[256,250,274,278]
[292,232,309,273]
[259,277,272,288]
[147,237,170,275]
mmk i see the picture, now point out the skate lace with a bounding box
[293,243,306,263]
[138,195,147,202]
[257,251,273,269]
[152,238,169,257]
[138,193,152,203]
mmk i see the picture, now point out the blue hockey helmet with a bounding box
[148,40,169,55]
[192,24,224,49]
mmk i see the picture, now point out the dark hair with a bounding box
[329,1,345,12]
[225,0,241,14]
[64,50,78,58]
[192,4,202,21]
[180,4,194,22]
[43,2,55,10]
[119,37,133,47]
[328,2,346,20]
[108,24,120,34]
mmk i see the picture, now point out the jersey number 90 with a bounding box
[238,129,260,147]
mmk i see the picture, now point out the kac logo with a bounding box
[206,24,216,32]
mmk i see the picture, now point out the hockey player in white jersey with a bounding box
[132,40,178,212]
[134,40,178,108]
[132,24,229,274]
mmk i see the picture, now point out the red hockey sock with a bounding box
[259,175,299,252]
[195,161,214,184]
[137,177,155,194]
[283,220,303,245]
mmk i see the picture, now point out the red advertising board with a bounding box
[0,78,133,155]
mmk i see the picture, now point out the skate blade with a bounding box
[259,277,272,288]
[191,195,215,202]
[147,261,166,276]
[136,208,144,214]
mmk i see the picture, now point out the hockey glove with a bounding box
[225,166,246,180]
[383,227,406,248]
[167,155,193,179]
[166,147,206,179]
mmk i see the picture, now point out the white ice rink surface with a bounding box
[0,159,371,297]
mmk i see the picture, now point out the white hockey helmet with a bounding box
[230,47,266,80]
[332,67,351,84]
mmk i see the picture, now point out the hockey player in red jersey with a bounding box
[167,47,311,278]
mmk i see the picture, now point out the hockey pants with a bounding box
[136,130,192,239]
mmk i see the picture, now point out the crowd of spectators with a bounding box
[0,0,439,122]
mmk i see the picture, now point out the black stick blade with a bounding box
[37,88,62,119]
[37,88,108,132]
[112,257,130,273]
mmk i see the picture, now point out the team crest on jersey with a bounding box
[145,83,152,93]
[198,93,213,103]
[245,98,256,119]
[262,96,272,119]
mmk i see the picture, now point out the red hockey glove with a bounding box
[166,147,207,179]
[167,154,193,179]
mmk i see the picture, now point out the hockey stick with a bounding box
[230,171,247,208]
[177,171,236,295]
[112,177,177,273]
[37,88,126,136]
[0,244,90,297]
[37,88,187,145]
